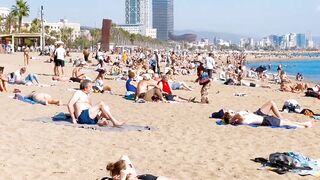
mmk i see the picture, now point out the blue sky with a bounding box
[1,0,320,36]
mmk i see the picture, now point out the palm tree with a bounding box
[30,18,41,33]
[11,0,30,33]
[5,12,17,33]
[60,27,73,47]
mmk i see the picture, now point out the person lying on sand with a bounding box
[280,82,307,93]
[223,100,312,128]
[67,79,124,126]
[27,91,63,106]
[106,155,169,180]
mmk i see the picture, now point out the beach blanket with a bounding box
[26,113,156,132]
[13,94,39,105]
[215,120,296,129]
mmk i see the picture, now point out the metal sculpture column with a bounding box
[101,19,112,51]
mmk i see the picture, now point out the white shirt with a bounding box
[55,47,66,60]
[238,111,263,124]
[12,70,22,83]
[97,51,104,60]
[206,57,215,70]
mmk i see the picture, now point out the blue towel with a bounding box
[215,120,296,129]
[14,94,39,105]
[313,116,320,120]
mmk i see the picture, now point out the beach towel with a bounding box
[13,94,39,105]
[25,113,156,132]
[215,120,296,129]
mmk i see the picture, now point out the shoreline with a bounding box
[246,56,320,63]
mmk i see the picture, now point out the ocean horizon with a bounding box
[247,59,320,84]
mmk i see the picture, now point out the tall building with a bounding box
[152,0,174,40]
[123,0,156,38]
[125,0,141,25]
[125,0,151,27]
[44,19,81,41]
[296,33,306,49]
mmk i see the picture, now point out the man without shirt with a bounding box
[136,74,164,102]
[67,80,124,126]
[223,101,312,128]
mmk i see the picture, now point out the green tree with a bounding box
[4,12,17,33]
[11,0,30,33]
[73,37,91,50]
[129,34,136,45]
[60,27,73,47]
[90,28,101,48]
[30,18,41,33]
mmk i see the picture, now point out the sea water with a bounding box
[247,60,320,83]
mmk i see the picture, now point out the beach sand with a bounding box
[0,53,319,180]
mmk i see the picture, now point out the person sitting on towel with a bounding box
[223,101,312,128]
[67,79,124,126]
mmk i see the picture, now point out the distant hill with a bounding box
[81,26,95,31]
[174,30,251,43]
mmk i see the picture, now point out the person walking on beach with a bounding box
[23,45,30,66]
[196,62,211,104]
[67,79,124,126]
[54,43,66,76]
[205,53,215,79]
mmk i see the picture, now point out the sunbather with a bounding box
[27,91,63,106]
[126,71,137,96]
[67,79,124,126]
[280,82,307,93]
[106,155,169,180]
[93,69,112,93]
[158,75,194,102]
[223,100,312,128]
[136,74,165,102]
[8,67,39,86]
[0,67,8,92]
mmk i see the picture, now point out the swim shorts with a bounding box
[78,109,98,124]
[255,108,281,127]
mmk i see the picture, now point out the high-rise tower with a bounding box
[152,0,174,40]
[125,0,151,27]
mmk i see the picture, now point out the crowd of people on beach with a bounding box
[1,41,320,179]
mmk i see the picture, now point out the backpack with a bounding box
[199,72,210,85]
[269,153,297,170]
[252,152,313,175]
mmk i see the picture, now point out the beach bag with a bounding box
[269,152,297,170]
[199,72,210,85]
[282,100,301,113]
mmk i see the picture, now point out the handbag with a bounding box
[199,72,210,85]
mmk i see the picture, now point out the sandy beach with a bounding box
[0,52,319,180]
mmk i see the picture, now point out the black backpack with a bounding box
[269,153,297,170]
[252,152,312,175]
